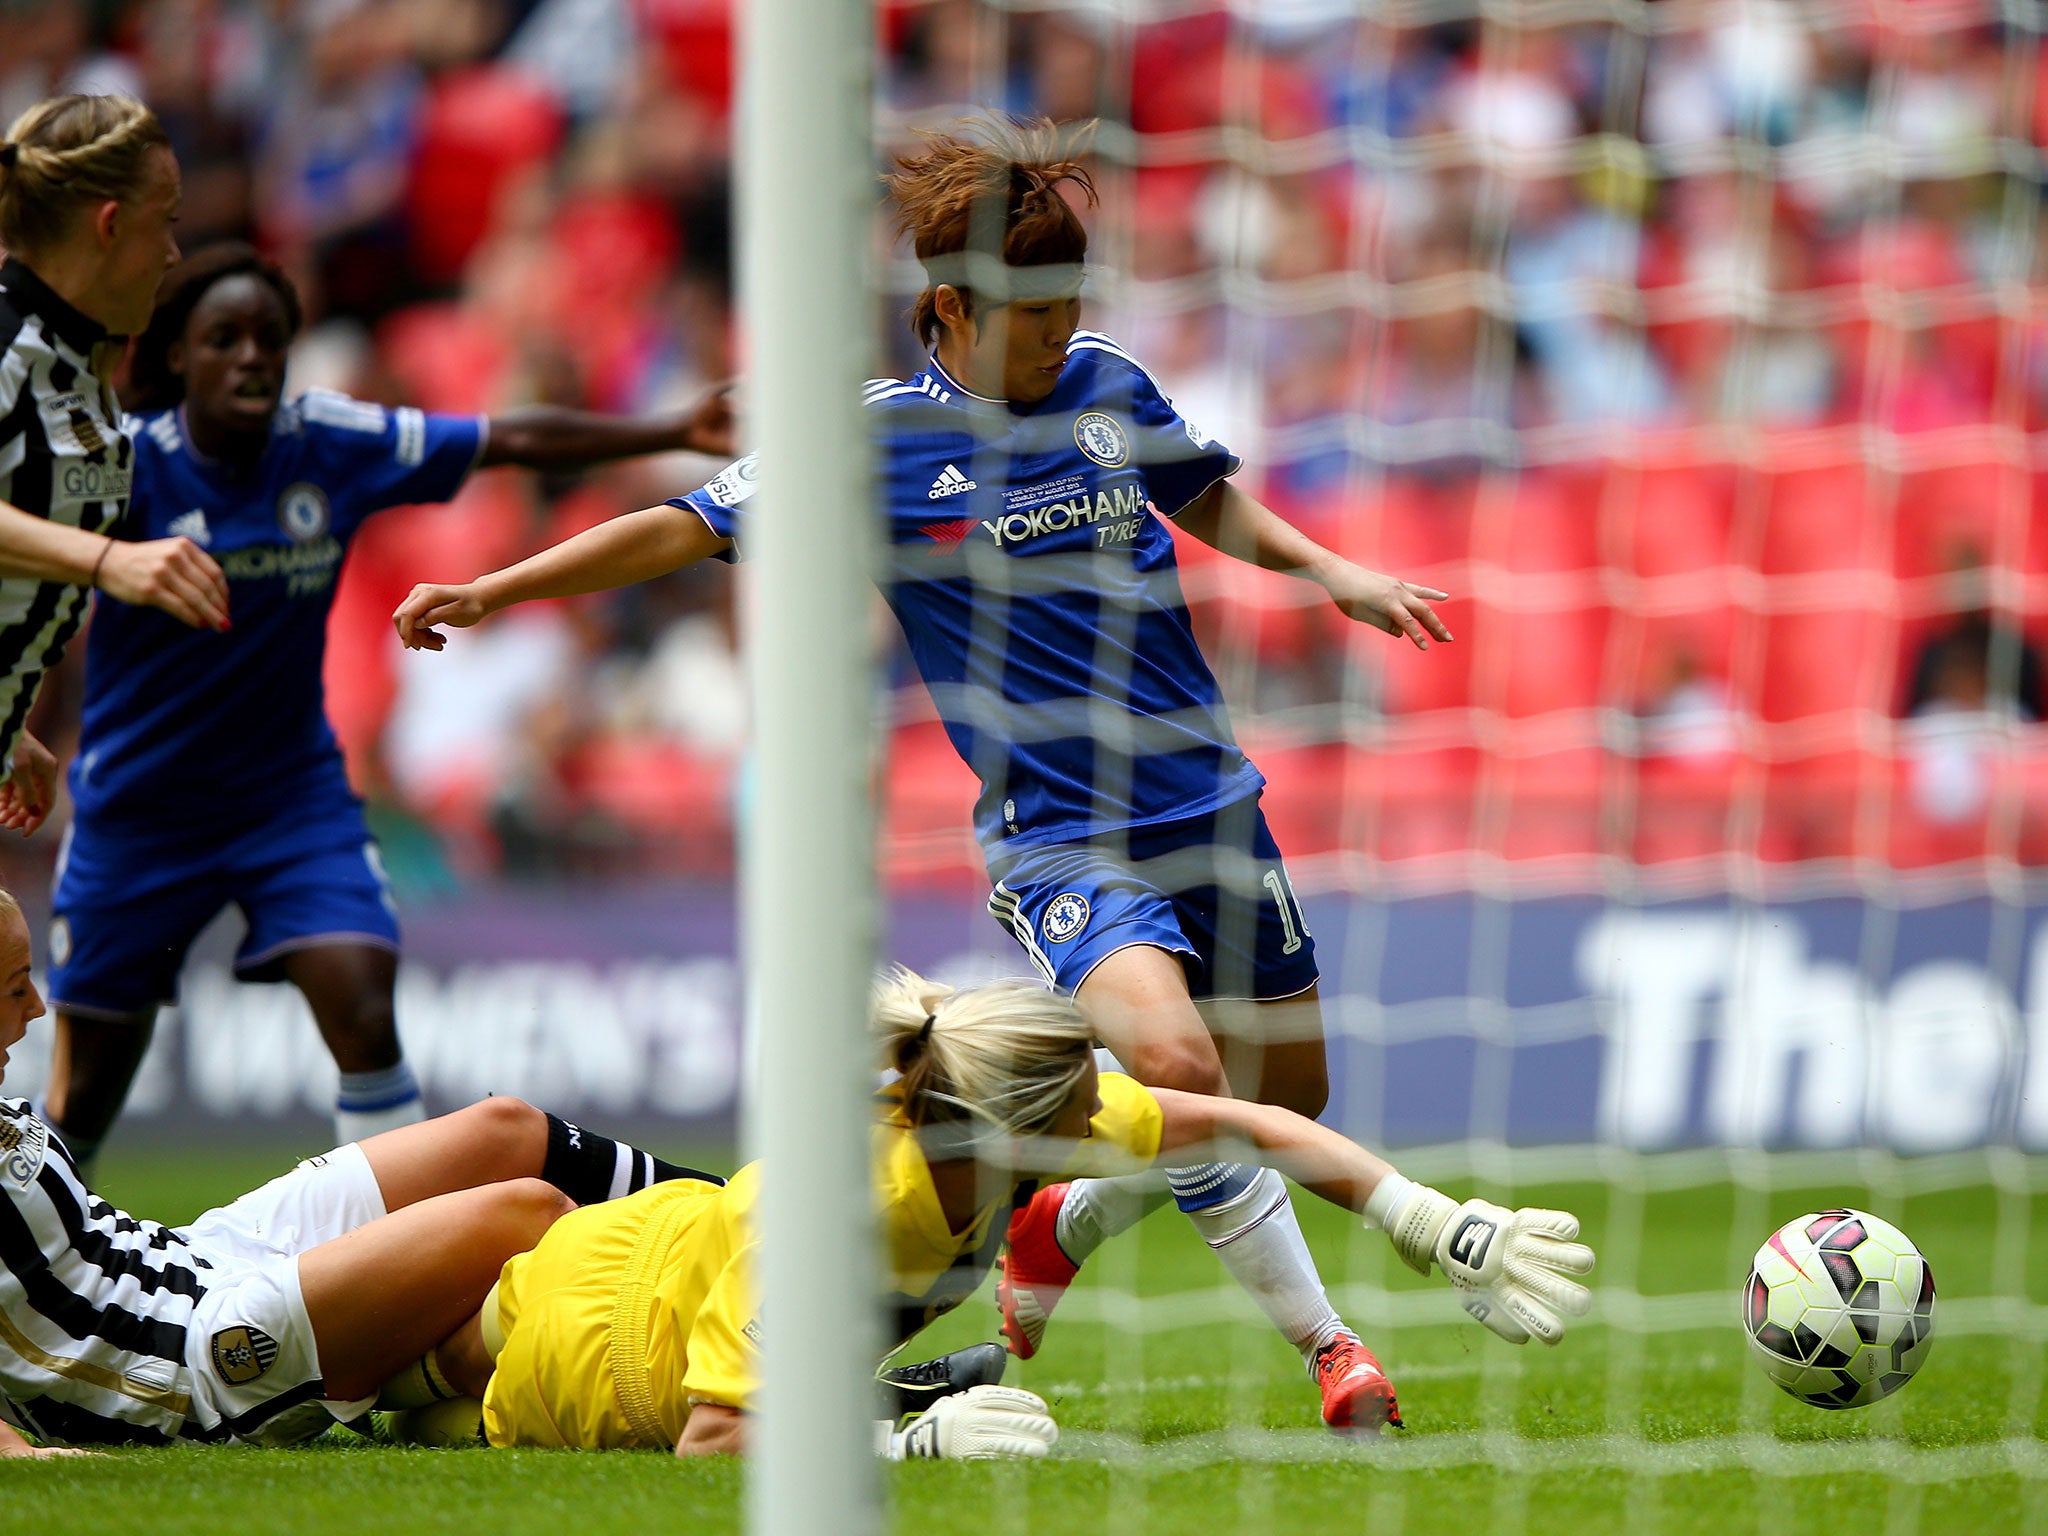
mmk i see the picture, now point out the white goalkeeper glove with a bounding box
[878,1385,1059,1461]
[1371,1176,1595,1345]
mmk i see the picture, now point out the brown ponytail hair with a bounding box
[0,95,171,258]
[886,115,1097,343]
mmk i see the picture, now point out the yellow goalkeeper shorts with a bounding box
[481,1178,722,1449]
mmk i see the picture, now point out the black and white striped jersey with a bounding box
[0,1097,213,1445]
[0,256,134,769]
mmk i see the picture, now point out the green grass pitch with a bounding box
[5,1145,2045,1535]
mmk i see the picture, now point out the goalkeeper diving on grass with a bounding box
[393,114,1460,1434]
[404,969,1594,1456]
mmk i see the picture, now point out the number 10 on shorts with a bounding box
[1263,868,1309,955]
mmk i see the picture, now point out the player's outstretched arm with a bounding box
[0,501,229,630]
[1150,1089,1594,1346]
[394,503,732,651]
[1174,480,1452,651]
[479,384,736,471]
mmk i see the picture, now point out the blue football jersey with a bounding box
[672,331,1263,850]
[71,391,485,831]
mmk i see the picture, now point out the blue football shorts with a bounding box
[984,794,1318,1000]
[49,797,401,1019]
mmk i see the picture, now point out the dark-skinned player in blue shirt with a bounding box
[391,119,1456,1435]
[41,243,733,1174]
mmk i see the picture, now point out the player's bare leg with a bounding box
[300,1177,573,1401]
[1199,989,1329,1118]
[284,943,424,1142]
[352,1094,713,1213]
[352,1097,550,1210]
[1000,947,1397,1429]
[41,1007,155,1177]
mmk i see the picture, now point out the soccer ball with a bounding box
[1742,1209,1935,1409]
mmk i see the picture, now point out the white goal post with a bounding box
[739,0,880,1530]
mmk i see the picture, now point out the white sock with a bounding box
[334,1061,426,1144]
[1052,1170,1174,1265]
[1173,1165,1353,1366]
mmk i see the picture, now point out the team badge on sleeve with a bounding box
[211,1325,281,1386]
[1042,892,1090,943]
[1073,413,1129,468]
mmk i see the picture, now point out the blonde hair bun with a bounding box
[873,966,1094,1143]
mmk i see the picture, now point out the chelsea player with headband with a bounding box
[43,243,733,1174]
[393,118,1452,1433]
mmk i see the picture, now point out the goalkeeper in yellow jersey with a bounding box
[412,969,1595,1458]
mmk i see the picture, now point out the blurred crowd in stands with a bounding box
[4,0,2047,890]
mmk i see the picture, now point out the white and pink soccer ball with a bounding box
[1742,1209,1935,1410]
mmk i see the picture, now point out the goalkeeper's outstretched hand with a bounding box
[884,1385,1059,1461]
[1379,1182,1596,1345]
[1433,1200,1595,1345]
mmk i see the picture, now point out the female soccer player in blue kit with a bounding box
[41,243,734,1173]
[392,119,1454,1433]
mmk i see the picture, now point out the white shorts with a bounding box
[176,1142,389,1445]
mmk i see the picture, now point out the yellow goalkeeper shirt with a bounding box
[482,1072,1163,1447]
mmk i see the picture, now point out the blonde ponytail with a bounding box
[873,966,1094,1143]
[0,95,170,257]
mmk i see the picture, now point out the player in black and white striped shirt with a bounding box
[0,883,716,1454]
[0,94,229,835]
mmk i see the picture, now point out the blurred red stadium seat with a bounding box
[1352,741,1479,865]
[1248,742,1351,857]
[377,304,513,415]
[567,734,734,842]
[1754,607,1894,726]
[1484,745,1604,861]
[880,721,984,890]
[1752,461,1882,576]
[1604,457,1736,579]
[1756,751,1869,863]
[1483,472,1597,574]
[1333,477,1472,581]
[1628,752,1738,864]
[1487,601,1610,719]
[1895,459,2018,579]
[405,67,564,285]
[1615,608,1740,712]
[641,0,736,113]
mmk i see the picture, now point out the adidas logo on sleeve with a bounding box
[927,464,977,499]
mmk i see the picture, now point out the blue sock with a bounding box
[1166,1161,1262,1214]
[335,1061,426,1143]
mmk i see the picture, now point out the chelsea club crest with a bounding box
[276,482,331,543]
[1073,412,1129,468]
[1042,892,1090,944]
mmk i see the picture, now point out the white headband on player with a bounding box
[920,253,1086,303]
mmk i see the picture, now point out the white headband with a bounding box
[919,252,1086,303]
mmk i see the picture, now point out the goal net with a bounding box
[859,0,2048,1518]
